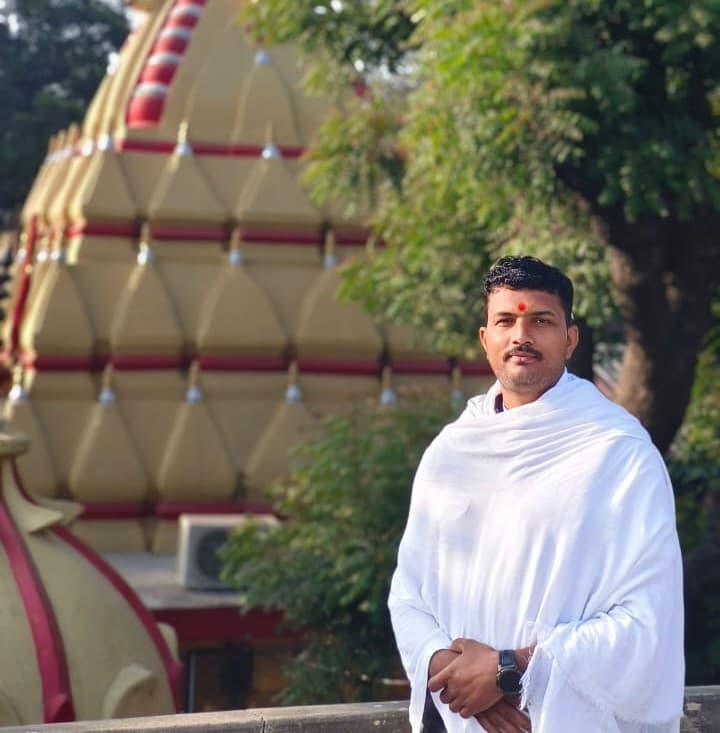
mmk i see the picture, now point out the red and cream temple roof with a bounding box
[0,428,180,725]
[1,0,493,555]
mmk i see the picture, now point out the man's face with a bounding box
[478,287,579,408]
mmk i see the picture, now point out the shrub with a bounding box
[220,395,457,704]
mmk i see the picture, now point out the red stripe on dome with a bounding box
[22,353,108,372]
[154,34,189,54]
[110,354,187,370]
[196,355,288,372]
[457,360,493,376]
[0,469,75,723]
[75,501,275,520]
[138,64,177,85]
[165,13,200,29]
[390,359,451,375]
[126,95,167,128]
[239,228,321,244]
[116,137,305,158]
[79,502,150,519]
[154,501,276,519]
[152,224,226,241]
[296,358,380,376]
[11,464,183,711]
[65,220,370,246]
[126,0,206,127]
[66,222,137,237]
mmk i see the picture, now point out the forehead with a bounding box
[486,288,565,315]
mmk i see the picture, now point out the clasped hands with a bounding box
[427,639,531,733]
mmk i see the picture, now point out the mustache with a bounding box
[504,345,542,360]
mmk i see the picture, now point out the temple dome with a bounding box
[0,429,180,725]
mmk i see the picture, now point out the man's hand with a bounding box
[427,638,501,718]
[428,648,460,679]
[476,696,531,733]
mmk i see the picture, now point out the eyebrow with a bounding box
[493,309,557,318]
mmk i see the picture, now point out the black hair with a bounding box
[481,255,574,323]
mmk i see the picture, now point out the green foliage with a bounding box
[667,295,720,682]
[243,0,719,360]
[244,0,416,83]
[0,0,128,224]
[239,0,720,684]
[220,396,457,704]
[668,295,720,552]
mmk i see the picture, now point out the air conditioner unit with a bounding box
[177,513,277,590]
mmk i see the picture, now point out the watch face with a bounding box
[497,669,522,694]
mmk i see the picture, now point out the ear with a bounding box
[478,326,487,352]
[565,323,580,360]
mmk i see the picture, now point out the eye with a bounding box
[535,317,551,325]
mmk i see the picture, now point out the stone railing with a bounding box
[2,689,720,732]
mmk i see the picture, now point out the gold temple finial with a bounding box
[175,120,192,156]
[379,365,397,406]
[8,365,28,403]
[323,228,338,268]
[97,126,114,152]
[284,360,302,403]
[99,363,115,406]
[140,221,151,245]
[228,226,243,266]
[185,360,203,404]
[262,124,280,159]
[137,222,153,265]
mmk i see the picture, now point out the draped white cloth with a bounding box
[388,372,684,733]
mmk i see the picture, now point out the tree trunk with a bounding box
[567,316,594,381]
[600,208,720,454]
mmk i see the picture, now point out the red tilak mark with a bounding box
[518,303,526,312]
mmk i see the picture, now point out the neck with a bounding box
[499,372,566,409]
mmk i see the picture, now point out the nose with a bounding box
[512,318,533,344]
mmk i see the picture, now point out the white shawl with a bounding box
[388,372,684,733]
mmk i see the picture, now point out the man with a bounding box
[388,256,684,733]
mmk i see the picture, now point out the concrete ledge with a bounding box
[3,690,720,732]
[682,686,720,732]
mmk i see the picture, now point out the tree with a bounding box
[667,293,720,683]
[0,0,128,226]
[245,0,720,453]
[220,398,456,703]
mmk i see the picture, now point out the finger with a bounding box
[428,668,449,692]
[493,700,531,733]
[475,712,503,733]
[448,638,466,652]
[480,707,518,733]
[439,688,453,705]
[499,699,531,729]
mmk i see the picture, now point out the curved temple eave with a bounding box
[0,461,75,724]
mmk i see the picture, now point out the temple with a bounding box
[0,0,492,723]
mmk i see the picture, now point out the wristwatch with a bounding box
[496,649,522,695]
